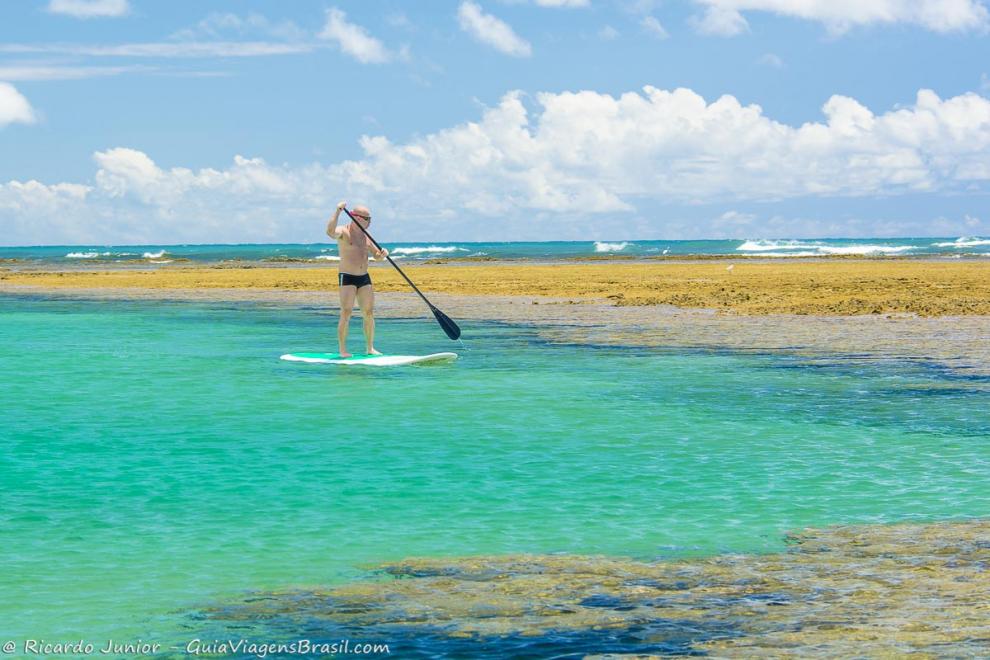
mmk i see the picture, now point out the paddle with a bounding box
[340,206,461,340]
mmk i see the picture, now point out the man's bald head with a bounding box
[351,205,371,222]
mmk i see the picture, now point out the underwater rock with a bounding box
[189,520,990,656]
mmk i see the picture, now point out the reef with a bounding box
[189,519,990,657]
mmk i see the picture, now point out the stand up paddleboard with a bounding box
[281,352,457,367]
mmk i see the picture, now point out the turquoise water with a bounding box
[2,295,989,645]
[2,236,990,265]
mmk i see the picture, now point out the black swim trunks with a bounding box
[339,272,372,289]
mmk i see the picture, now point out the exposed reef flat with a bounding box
[5,259,990,315]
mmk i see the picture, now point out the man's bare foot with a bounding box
[367,348,383,356]
[339,351,352,358]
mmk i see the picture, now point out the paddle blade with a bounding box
[431,305,461,340]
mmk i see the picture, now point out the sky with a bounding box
[1,0,989,245]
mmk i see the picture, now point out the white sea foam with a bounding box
[314,255,341,261]
[932,237,990,248]
[743,251,822,257]
[737,240,821,252]
[142,250,167,259]
[66,251,115,259]
[390,246,468,256]
[817,245,914,255]
[148,260,173,264]
[594,241,630,253]
[738,240,915,255]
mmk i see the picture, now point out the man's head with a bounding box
[351,205,372,228]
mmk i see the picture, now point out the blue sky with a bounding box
[1,0,989,245]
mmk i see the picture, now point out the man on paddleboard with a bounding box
[326,201,389,358]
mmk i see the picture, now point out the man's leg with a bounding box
[357,284,380,355]
[338,285,357,358]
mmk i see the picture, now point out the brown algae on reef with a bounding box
[192,519,990,657]
[6,260,990,316]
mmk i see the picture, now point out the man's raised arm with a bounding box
[326,201,347,238]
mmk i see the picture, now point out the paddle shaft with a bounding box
[340,206,438,310]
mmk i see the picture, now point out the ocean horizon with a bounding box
[2,236,990,266]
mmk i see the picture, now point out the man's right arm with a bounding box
[326,201,347,239]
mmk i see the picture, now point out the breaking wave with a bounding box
[594,241,630,253]
[390,246,469,256]
[932,237,990,248]
[738,240,916,256]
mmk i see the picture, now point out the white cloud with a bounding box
[6,12,316,60]
[599,25,620,40]
[0,83,36,127]
[0,64,150,81]
[47,0,129,19]
[92,148,296,205]
[640,15,670,38]
[458,2,533,57]
[0,150,329,245]
[693,0,990,35]
[534,0,590,6]
[4,86,990,244]
[385,12,415,30]
[0,42,316,58]
[324,87,990,215]
[318,7,391,64]
[693,4,750,35]
[759,53,783,68]
[171,12,307,42]
[0,181,93,245]
[718,210,757,224]
[384,88,988,205]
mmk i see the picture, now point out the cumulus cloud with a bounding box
[693,0,990,35]
[458,2,533,57]
[332,87,990,213]
[0,181,93,244]
[0,150,331,245]
[47,0,129,18]
[318,7,391,64]
[4,86,990,244]
[0,83,36,127]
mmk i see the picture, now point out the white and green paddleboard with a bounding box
[280,352,458,366]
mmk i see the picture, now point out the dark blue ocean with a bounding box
[2,237,989,265]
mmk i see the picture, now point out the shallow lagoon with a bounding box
[1,296,988,646]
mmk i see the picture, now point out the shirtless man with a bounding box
[326,201,389,357]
